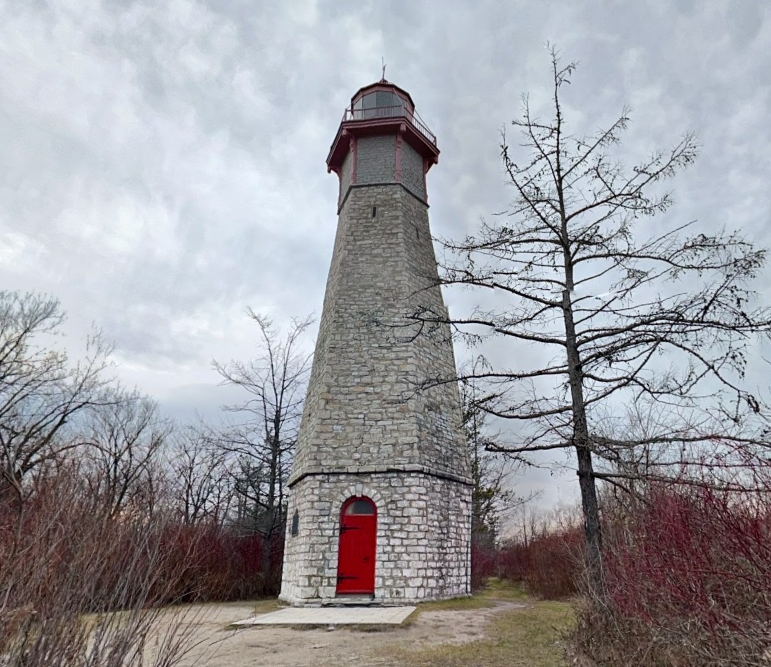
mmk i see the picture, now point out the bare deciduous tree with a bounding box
[81,387,172,518]
[416,49,771,588]
[212,310,313,583]
[460,358,531,547]
[0,291,112,501]
[167,427,233,524]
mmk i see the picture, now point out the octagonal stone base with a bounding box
[279,471,472,606]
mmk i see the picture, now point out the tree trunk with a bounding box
[261,506,274,591]
[562,289,603,589]
[262,427,281,589]
[576,445,602,580]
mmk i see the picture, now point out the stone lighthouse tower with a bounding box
[279,79,472,605]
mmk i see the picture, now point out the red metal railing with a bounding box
[342,105,437,146]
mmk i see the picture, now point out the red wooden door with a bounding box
[336,497,377,595]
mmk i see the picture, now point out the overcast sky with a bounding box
[2,0,770,512]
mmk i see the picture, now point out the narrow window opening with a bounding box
[372,206,377,218]
[291,510,299,536]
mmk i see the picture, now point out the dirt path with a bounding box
[156,600,526,667]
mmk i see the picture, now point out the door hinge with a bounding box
[340,525,361,533]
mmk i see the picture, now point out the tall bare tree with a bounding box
[415,49,771,587]
[81,387,172,518]
[0,291,111,502]
[212,310,313,583]
[167,427,233,525]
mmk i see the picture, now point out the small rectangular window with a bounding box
[372,207,377,218]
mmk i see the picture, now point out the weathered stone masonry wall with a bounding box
[338,136,427,209]
[401,140,426,201]
[339,148,354,207]
[357,135,397,185]
[290,184,469,483]
[279,472,472,604]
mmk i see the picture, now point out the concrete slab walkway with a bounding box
[233,606,416,626]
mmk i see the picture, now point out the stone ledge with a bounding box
[288,464,472,488]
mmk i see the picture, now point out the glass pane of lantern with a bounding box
[362,92,377,119]
[376,91,396,108]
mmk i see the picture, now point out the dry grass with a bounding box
[251,598,287,615]
[388,579,574,666]
[386,584,501,631]
[419,578,527,609]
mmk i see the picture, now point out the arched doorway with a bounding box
[336,496,377,595]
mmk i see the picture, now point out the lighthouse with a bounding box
[279,79,472,605]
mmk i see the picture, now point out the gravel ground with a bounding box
[148,600,526,667]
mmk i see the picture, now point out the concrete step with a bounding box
[233,606,416,626]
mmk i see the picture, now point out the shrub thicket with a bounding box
[0,468,279,666]
[577,482,771,666]
[471,525,583,600]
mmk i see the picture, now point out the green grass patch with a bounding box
[392,581,575,667]
[402,578,529,627]
[478,578,530,601]
[416,578,528,611]
[416,595,497,612]
[395,602,574,666]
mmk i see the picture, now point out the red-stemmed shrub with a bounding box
[523,527,584,599]
[578,479,771,666]
[470,526,583,599]
[471,538,498,590]
[0,468,285,666]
